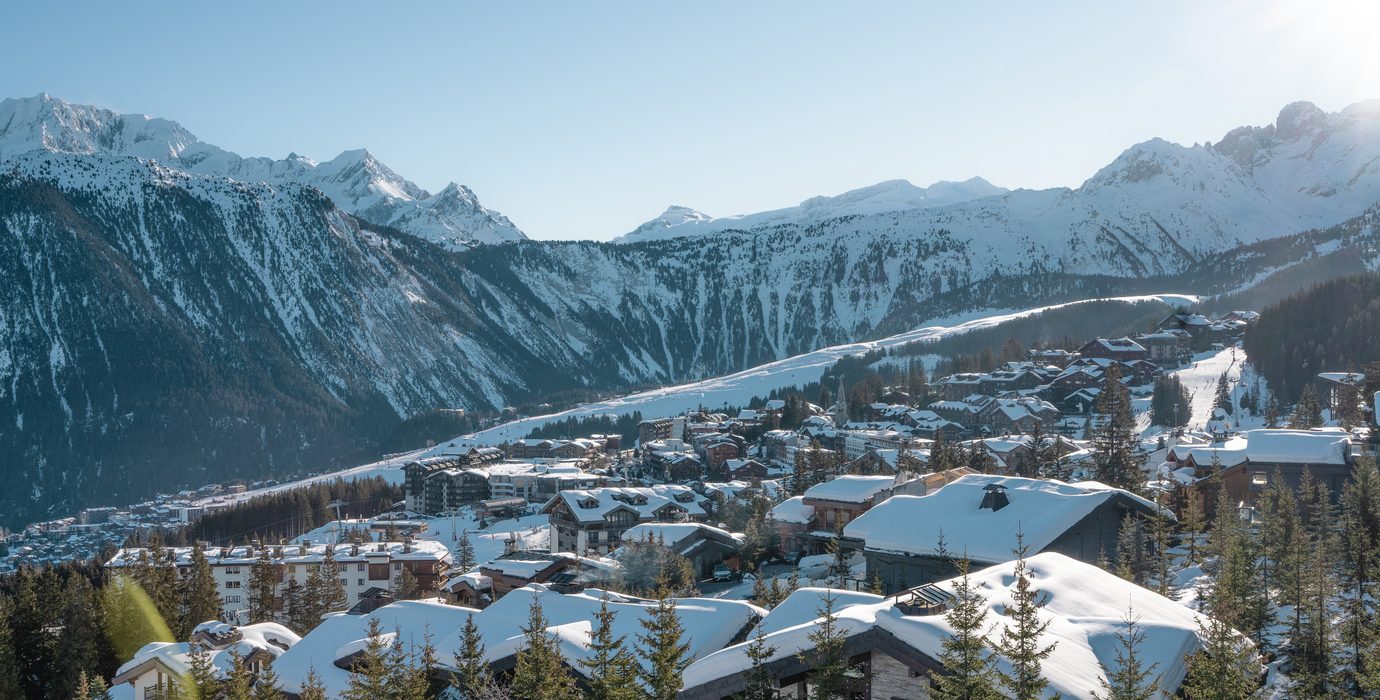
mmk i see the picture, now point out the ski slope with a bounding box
[443,293,1199,446]
[1171,346,1246,430]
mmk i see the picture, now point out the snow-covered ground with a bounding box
[1171,347,1246,430]
[191,451,418,509]
[440,294,1198,447]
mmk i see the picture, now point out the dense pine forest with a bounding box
[1244,273,1380,402]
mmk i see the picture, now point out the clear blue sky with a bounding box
[4,2,1377,240]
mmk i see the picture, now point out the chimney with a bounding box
[979,483,1009,511]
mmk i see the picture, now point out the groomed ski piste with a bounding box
[440,293,1199,447]
[204,293,1199,505]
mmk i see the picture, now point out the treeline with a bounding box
[1243,272,1380,403]
[186,477,401,545]
[893,299,1173,361]
[0,561,119,700]
[526,412,645,444]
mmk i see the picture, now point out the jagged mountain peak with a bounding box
[0,94,524,246]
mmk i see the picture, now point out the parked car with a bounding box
[712,563,735,582]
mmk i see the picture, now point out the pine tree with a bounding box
[1264,394,1281,428]
[396,566,419,599]
[1091,365,1145,491]
[187,641,221,699]
[993,534,1057,700]
[0,598,21,699]
[184,541,223,632]
[932,559,999,700]
[1180,486,1206,565]
[1290,473,1339,697]
[1213,372,1233,414]
[741,623,779,700]
[298,668,329,700]
[341,617,393,700]
[1114,514,1147,585]
[510,597,579,700]
[253,658,284,700]
[1147,491,1175,597]
[247,547,280,624]
[390,628,436,700]
[452,614,492,699]
[1291,384,1325,429]
[316,545,347,617]
[581,596,639,700]
[222,650,256,700]
[54,573,107,698]
[800,593,850,700]
[1340,455,1380,685]
[1092,605,1157,700]
[638,596,691,700]
[458,530,477,571]
[1181,598,1257,699]
[284,577,312,632]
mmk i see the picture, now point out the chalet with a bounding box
[541,485,708,554]
[1158,312,1212,337]
[620,522,744,579]
[677,554,1221,700]
[938,373,986,401]
[112,621,300,698]
[723,458,769,480]
[1135,329,1192,368]
[702,433,746,472]
[844,448,925,476]
[843,474,1169,592]
[767,496,815,555]
[1077,337,1149,362]
[1161,429,1353,510]
[1028,348,1076,368]
[976,397,1058,435]
[638,417,680,446]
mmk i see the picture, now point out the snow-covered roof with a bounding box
[802,475,897,504]
[753,587,885,637]
[1317,371,1365,385]
[620,522,743,551]
[274,599,476,697]
[682,553,1214,698]
[768,496,814,525]
[541,485,706,525]
[431,585,762,676]
[106,540,451,568]
[1239,429,1349,465]
[843,474,1162,563]
[116,622,300,683]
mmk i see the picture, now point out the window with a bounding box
[393,562,402,571]
[358,579,365,586]
[1251,473,1268,486]
[225,580,241,589]
[224,567,241,575]
[357,563,365,572]
[340,578,349,589]
[222,595,241,604]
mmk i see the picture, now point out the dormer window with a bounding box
[579,498,599,509]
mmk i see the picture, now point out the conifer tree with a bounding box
[396,566,419,600]
[1264,394,1281,428]
[1213,372,1233,414]
[452,614,492,699]
[742,623,779,700]
[390,628,436,700]
[993,534,1056,700]
[1181,598,1257,699]
[253,658,284,700]
[1093,605,1157,700]
[581,596,639,700]
[800,594,849,700]
[184,541,223,633]
[638,596,691,700]
[457,530,477,571]
[247,547,280,624]
[284,577,312,632]
[187,641,221,699]
[1340,455,1380,684]
[54,572,107,697]
[0,598,21,699]
[1114,514,1147,585]
[1180,488,1206,565]
[1091,365,1145,491]
[223,650,256,700]
[341,617,393,700]
[510,597,579,700]
[1147,491,1175,597]
[298,668,329,700]
[1291,384,1325,429]
[932,559,999,700]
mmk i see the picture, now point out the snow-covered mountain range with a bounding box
[0,94,526,247]
[2,94,1379,526]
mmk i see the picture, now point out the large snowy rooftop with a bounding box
[843,474,1160,563]
[682,553,1214,699]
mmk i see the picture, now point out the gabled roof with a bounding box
[681,553,1218,699]
[541,486,706,524]
[802,475,898,504]
[843,475,1164,563]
